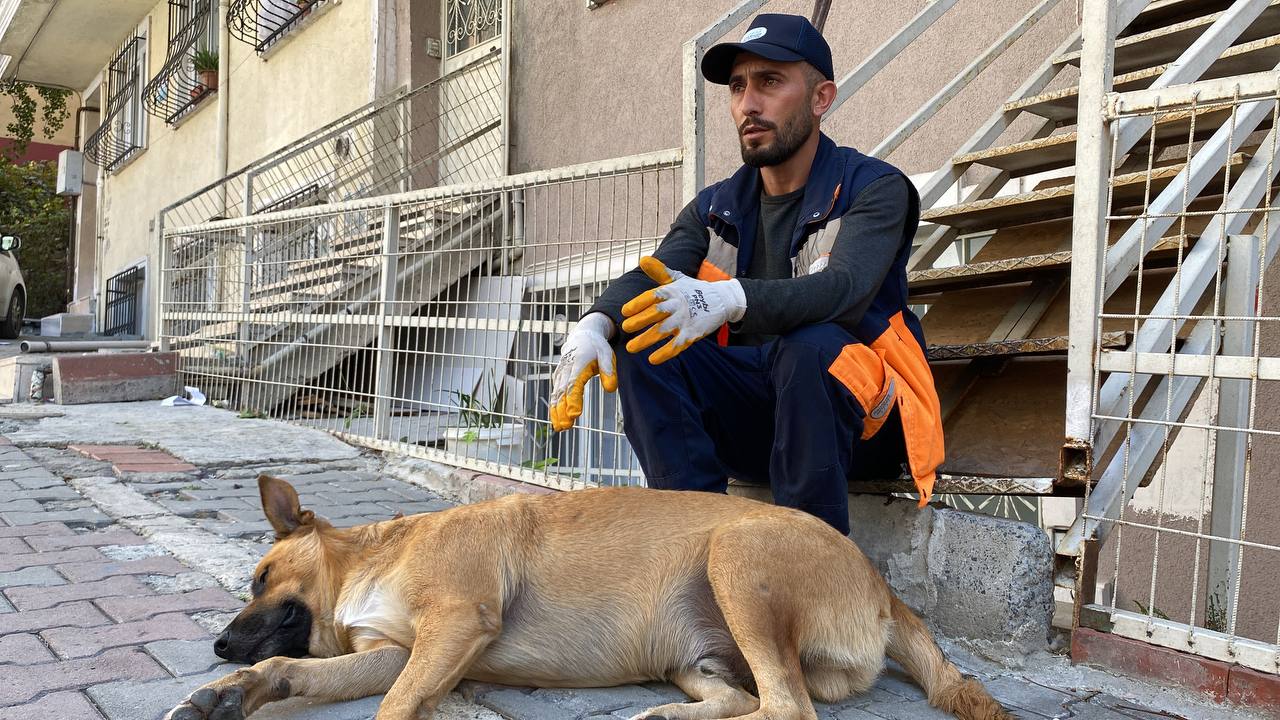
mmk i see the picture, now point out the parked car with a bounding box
[0,234,25,339]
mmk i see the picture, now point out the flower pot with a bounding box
[442,422,525,466]
[190,84,205,100]
[197,69,218,92]
[296,0,314,16]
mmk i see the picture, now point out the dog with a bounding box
[164,475,1012,720]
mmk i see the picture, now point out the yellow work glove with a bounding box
[620,257,746,365]
[548,312,618,432]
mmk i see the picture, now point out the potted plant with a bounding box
[192,49,218,93]
[442,377,525,466]
[297,0,315,16]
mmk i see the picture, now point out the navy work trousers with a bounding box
[614,322,908,535]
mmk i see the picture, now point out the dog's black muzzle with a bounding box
[214,597,313,664]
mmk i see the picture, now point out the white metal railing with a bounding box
[161,150,682,491]
[1062,0,1280,674]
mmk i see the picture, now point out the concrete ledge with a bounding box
[384,454,1053,657]
[729,483,1054,656]
[52,352,179,405]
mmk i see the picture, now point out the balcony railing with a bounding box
[229,0,329,54]
[84,35,146,172]
[143,0,217,124]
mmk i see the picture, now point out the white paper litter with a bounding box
[161,386,207,407]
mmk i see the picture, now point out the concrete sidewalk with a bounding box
[0,401,1260,720]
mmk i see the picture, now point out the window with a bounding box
[84,30,148,172]
[143,0,219,124]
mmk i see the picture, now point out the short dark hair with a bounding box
[802,63,828,94]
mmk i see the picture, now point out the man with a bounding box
[547,13,943,535]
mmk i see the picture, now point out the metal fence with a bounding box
[104,265,146,336]
[1060,0,1280,674]
[160,47,504,230]
[160,150,682,490]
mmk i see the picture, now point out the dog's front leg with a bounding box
[166,645,410,719]
[375,600,501,720]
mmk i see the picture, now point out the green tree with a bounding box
[0,156,71,318]
[0,81,71,161]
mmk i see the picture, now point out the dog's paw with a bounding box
[165,685,247,720]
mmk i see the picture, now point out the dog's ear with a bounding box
[258,474,315,538]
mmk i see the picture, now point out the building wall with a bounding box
[508,0,1078,181]
[93,0,378,337]
[0,86,80,155]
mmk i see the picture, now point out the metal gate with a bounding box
[1059,0,1280,674]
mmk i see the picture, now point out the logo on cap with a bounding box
[741,27,767,42]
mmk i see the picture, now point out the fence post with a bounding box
[373,204,400,440]
[1061,0,1116,488]
[156,212,170,352]
[1205,234,1260,632]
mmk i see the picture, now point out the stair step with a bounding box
[926,331,1129,361]
[908,235,1192,295]
[731,473,1057,496]
[955,107,1237,176]
[1054,2,1280,75]
[1009,34,1280,122]
[1127,0,1235,37]
[920,155,1246,232]
[253,257,379,298]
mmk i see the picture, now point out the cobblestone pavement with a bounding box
[0,402,1260,720]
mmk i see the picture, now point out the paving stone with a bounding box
[0,565,67,588]
[98,543,168,561]
[861,698,953,720]
[144,639,225,676]
[10,471,63,490]
[827,706,883,720]
[983,676,1077,717]
[0,536,30,554]
[0,690,104,720]
[0,485,80,501]
[0,632,57,665]
[97,586,242,623]
[475,688,564,720]
[873,667,926,701]
[2,508,110,528]
[5,575,149,610]
[315,489,409,504]
[0,594,12,612]
[0,646,166,704]
[0,521,72,538]
[391,500,455,515]
[155,497,253,517]
[42,612,210,658]
[528,685,667,716]
[0,546,104,572]
[24,528,147,551]
[0,499,43,513]
[0,600,109,635]
[195,519,275,539]
[57,556,191,582]
[190,610,239,635]
[181,487,261,501]
[143,571,221,594]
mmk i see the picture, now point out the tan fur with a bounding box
[165,477,1011,720]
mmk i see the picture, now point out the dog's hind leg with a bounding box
[627,660,760,720]
[705,526,821,720]
[374,599,502,720]
[165,645,410,720]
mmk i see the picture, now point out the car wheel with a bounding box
[1,290,23,339]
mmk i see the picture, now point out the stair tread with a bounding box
[1054,2,1280,75]
[731,473,1058,496]
[1127,0,1235,37]
[1009,34,1280,121]
[926,331,1129,361]
[908,235,1192,295]
[956,107,1239,176]
[920,155,1246,231]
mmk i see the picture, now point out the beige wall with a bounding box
[94,0,378,337]
[508,0,1078,180]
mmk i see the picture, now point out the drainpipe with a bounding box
[216,0,231,212]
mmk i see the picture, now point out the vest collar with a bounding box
[705,132,844,230]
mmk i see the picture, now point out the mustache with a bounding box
[740,118,776,135]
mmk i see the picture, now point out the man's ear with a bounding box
[813,78,837,117]
[258,474,315,538]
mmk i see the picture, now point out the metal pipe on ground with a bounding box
[20,340,152,353]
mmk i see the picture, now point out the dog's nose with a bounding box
[213,629,232,659]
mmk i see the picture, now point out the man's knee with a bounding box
[771,323,856,383]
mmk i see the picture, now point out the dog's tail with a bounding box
[886,595,1013,720]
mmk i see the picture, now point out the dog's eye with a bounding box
[258,568,269,585]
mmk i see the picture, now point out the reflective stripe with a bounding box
[793,216,840,277]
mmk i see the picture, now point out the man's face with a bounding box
[728,54,818,168]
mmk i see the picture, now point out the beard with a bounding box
[739,107,815,167]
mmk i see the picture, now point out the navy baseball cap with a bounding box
[701,13,834,85]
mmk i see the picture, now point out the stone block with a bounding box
[52,352,179,405]
[40,313,95,337]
